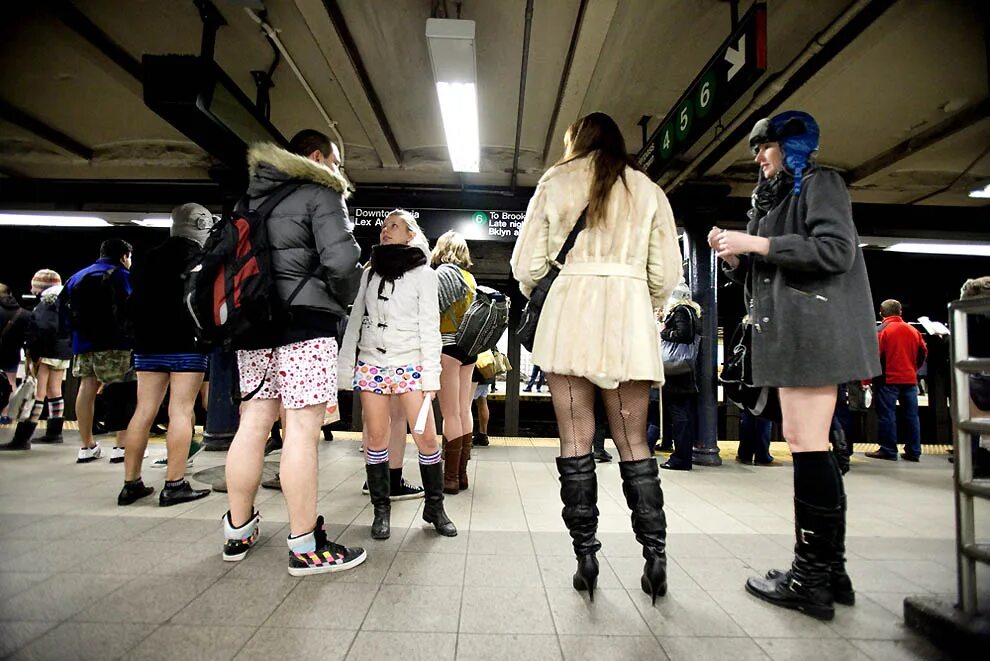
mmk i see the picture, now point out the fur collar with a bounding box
[370,244,427,282]
[538,155,592,184]
[247,142,353,198]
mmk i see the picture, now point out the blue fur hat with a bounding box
[748,111,820,195]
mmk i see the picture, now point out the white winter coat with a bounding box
[510,156,682,389]
[338,265,443,391]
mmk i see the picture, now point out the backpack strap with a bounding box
[550,206,588,267]
[237,181,302,218]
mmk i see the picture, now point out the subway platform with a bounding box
[0,432,981,660]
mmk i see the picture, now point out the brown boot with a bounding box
[443,435,462,494]
[459,433,473,490]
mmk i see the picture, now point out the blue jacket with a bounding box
[61,258,133,354]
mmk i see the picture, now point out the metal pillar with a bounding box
[203,348,238,451]
[685,222,721,466]
[505,295,522,437]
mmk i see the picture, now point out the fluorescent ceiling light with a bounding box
[885,242,990,257]
[426,18,479,173]
[968,183,990,198]
[0,213,111,227]
[131,217,173,228]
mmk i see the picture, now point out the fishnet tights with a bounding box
[545,374,652,461]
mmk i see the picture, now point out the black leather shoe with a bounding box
[900,453,920,462]
[660,460,691,471]
[593,449,612,463]
[118,480,154,506]
[159,480,210,507]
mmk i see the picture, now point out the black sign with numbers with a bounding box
[637,3,767,181]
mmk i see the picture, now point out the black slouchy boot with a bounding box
[619,458,668,605]
[365,462,391,540]
[556,454,602,601]
[420,462,457,536]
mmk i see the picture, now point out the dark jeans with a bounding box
[738,409,773,463]
[875,383,921,457]
[662,393,697,466]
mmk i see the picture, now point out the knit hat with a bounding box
[170,203,214,246]
[31,269,61,295]
[749,111,820,195]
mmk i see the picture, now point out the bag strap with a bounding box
[552,206,588,267]
[236,181,302,218]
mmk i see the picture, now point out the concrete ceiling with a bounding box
[0,0,987,210]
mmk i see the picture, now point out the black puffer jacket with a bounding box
[25,287,72,361]
[129,236,204,355]
[246,143,362,344]
[0,294,28,369]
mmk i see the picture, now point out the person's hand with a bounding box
[707,226,723,250]
[715,230,770,263]
[708,226,740,268]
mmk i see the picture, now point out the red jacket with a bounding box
[878,316,927,385]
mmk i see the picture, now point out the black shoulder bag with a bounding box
[517,208,587,352]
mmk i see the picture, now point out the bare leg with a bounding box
[458,364,474,437]
[164,372,206,482]
[779,386,835,453]
[226,399,279,526]
[476,394,490,434]
[438,354,466,438]
[398,391,439,455]
[122,372,169,481]
[280,403,325,536]
[47,368,65,399]
[76,376,99,448]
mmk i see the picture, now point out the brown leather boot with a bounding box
[459,433,473,490]
[442,435,462,494]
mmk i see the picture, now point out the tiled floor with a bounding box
[0,431,983,660]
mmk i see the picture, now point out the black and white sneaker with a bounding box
[222,510,260,562]
[391,477,424,500]
[287,515,366,577]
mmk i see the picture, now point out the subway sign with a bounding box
[350,207,525,242]
[638,2,767,180]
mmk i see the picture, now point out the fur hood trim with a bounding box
[247,142,353,198]
[538,155,592,184]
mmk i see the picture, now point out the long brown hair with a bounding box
[555,112,641,227]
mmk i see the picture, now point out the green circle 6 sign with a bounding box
[696,71,716,119]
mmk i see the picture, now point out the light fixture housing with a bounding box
[426,18,480,173]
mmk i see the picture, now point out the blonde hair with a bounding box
[430,230,472,268]
[386,209,430,257]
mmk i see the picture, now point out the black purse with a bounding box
[517,208,588,352]
[720,321,781,422]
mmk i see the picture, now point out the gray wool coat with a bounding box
[246,143,363,318]
[723,168,881,388]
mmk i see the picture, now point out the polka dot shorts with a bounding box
[352,361,424,395]
[237,337,338,410]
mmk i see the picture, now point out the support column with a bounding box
[203,348,239,451]
[505,291,522,437]
[685,221,721,466]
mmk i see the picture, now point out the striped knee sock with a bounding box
[419,449,442,465]
[48,397,64,419]
[28,400,45,423]
[366,448,389,465]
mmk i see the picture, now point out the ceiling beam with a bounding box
[293,0,401,168]
[848,98,990,184]
[542,0,619,167]
[0,100,93,161]
[49,0,143,98]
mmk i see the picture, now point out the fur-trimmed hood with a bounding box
[247,142,352,198]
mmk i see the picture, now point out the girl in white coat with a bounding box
[339,210,457,540]
[511,112,681,605]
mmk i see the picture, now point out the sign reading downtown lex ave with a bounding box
[637,2,767,181]
[350,207,525,243]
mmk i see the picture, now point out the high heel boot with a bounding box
[556,454,601,602]
[365,462,391,540]
[420,461,458,536]
[619,458,668,605]
[458,434,473,490]
[442,435,462,495]
[746,497,839,620]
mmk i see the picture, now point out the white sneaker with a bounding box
[109,446,125,464]
[77,443,103,463]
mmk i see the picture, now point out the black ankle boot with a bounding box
[0,421,36,451]
[746,498,838,620]
[159,479,210,507]
[34,418,64,444]
[419,462,457,537]
[557,454,601,602]
[619,458,668,605]
[366,462,391,540]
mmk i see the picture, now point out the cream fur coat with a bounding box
[510,157,682,389]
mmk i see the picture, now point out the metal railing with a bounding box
[949,296,990,615]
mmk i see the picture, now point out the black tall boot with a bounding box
[746,498,839,620]
[0,421,36,451]
[366,462,391,540]
[557,454,602,601]
[33,417,64,444]
[419,462,457,537]
[619,458,668,605]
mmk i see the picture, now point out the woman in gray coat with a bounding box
[708,111,879,621]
